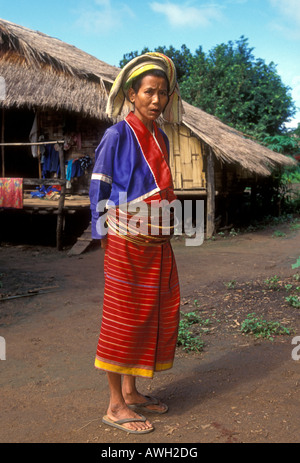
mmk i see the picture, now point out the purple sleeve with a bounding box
[89,128,118,239]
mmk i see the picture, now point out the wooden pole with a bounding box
[0,140,64,146]
[36,111,42,179]
[56,145,66,251]
[206,146,215,238]
[1,108,4,177]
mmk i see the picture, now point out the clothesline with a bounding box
[0,140,64,146]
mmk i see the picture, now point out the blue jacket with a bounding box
[89,113,171,239]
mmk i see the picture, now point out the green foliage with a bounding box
[264,275,280,290]
[177,311,210,352]
[240,313,291,340]
[292,257,300,270]
[285,295,300,308]
[120,37,296,138]
[261,135,299,154]
[224,280,236,289]
[180,36,296,137]
[272,230,287,238]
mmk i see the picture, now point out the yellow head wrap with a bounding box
[106,52,184,123]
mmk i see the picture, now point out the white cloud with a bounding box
[74,0,135,35]
[269,0,300,24]
[268,0,300,40]
[149,1,224,28]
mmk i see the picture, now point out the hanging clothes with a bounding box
[0,178,23,209]
[42,145,60,178]
[29,114,39,158]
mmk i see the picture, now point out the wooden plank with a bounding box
[23,178,66,186]
[1,108,5,177]
[172,125,180,155]
[56,146,66,251]
[67,223,92,256]
[174,155,182,189]
[192,154,203,188]
[0,140,64,146]
[206,147,215,238]
[181,162,193,181]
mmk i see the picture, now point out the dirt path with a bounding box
[0,220,299,443]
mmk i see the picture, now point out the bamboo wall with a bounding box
[161,123,206,191]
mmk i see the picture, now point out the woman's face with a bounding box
[128,74,169,130]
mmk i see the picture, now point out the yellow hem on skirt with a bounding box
[94,358,173,378]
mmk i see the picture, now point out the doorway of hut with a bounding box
[1,108,39,178]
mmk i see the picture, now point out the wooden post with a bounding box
[1,108,4,177]
[206,146,215,238]
[56,145,66,251]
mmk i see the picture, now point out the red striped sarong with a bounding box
[95,228,180,378]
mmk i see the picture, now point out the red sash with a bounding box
[125,112,173,192]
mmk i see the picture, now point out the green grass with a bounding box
[240,312,291,341]
[264,275,280,290]
[177,311,211,352]
[285,295,300,309]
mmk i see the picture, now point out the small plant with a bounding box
[293,273,300,281]
[285,295,300,308]
[272,230,286,238]
[292,257,300,270]
[224,280,236,290]
[240,312,291,340]
[177,311,210,352]
[264,275,280,290]
[229,228,239,237]
[290,223,300,231]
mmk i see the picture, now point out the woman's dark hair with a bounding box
[131,69,169,95]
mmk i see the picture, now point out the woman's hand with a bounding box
[101,237,108,250]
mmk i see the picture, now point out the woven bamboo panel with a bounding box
[162,123,206,190]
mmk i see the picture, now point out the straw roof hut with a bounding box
[0,18,119,119]
[181,101,294,177]
[0,18,296,244]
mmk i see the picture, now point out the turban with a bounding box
[106,52,184,123]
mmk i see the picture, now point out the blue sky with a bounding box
[1,0,299,127]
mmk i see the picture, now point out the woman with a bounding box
[89,53,184,434]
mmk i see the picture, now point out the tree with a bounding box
[119,37,296,138]
[180,37,296,137]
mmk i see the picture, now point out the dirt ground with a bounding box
[0,219,300,444]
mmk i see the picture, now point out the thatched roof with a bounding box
[0,18,295,176]
[0,18,119,119]
[182,101,295,176]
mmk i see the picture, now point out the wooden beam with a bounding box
[56,146,66,251]
[0,140,64,146]
[206,147,215,238]
[23,178,66,186]
[1,108,4,177]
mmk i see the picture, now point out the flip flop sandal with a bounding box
[127,395,169,414]
[102,414,154,434]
